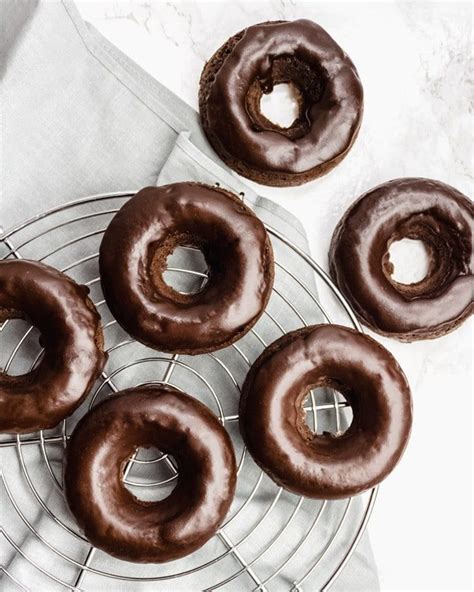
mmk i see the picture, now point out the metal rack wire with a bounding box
[0,190,377,591]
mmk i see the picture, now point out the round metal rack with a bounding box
[0,190,377,591]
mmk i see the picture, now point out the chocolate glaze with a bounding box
[329,178,473,341]
[240,324,412,499]
[0,260,106,434]
[199,20,363,186]
[99,183,274,354]
[64,386,237,563]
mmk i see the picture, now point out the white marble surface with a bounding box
[76,2,473,590]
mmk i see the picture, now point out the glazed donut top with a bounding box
[200,19,363,183]
[0,260,106,433]
[240,324,412,499]
[99,183,274,354]
[329,178,473,341]
[64,386,236,563]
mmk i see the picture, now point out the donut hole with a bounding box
[123,446,178,502]
[163,245,209,295]
[0,317,43,376]
[246,55,326,139]
[387,238,430,285]
[259,83,302,128]
[149,238,209,299]
[302,387,353,438]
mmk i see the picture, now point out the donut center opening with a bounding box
[387,238,430,284]
[259,83,302,128]
[0,317,43,376]
[302,388,353,438]
[162,245,209,296]
[123,446,178,502]
[247,55,325,139]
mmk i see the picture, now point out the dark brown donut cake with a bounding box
[64,385,237,563]
[329,178,473,341]
[99,183,274,354]
[199,20,363,187]
[0,260,106,434]
[240,324,412,499]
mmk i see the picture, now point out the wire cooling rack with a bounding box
[0,191,377,591]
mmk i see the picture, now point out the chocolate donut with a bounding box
[240,324,412,499]
[0,260,106,434]
[199,20,363,187]
[99,183,274,354]
[64,385,237,563]
[329,178,473,341]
